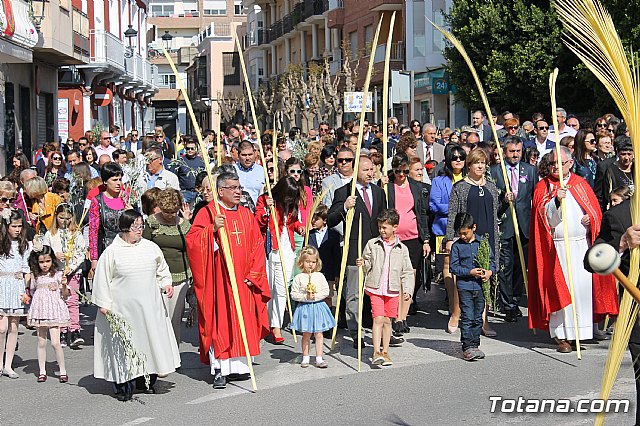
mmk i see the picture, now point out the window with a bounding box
[413,0,426,58]
[223,52,241,86]
[204,0,226,15]
[349,31,358,58]
[182,0,198,15]
[159,74,177,89]
[364,25,373,52]
[72,8,89,38]
[234,0,244,15]
[150,3,174,17]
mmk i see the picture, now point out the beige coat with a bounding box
[361,238,415,295]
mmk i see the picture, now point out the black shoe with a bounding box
[402,320,411,333]
[389,335,404,347]
[408,303,418,316]
[505,310,518,323]
[516,309,523,317]
[60,332,68,348]
[213,370,227,389]
[352,338,366,349]
[143,386,156,394]
[69,331,84,348]
[227,373,250,382]
[392,321,404,336]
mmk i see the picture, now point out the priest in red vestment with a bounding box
[528,147,618,353]
[186,171,271,389]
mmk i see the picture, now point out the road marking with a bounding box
[121,418,153,425]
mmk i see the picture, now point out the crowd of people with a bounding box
[0,110,638,421]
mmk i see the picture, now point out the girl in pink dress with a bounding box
[27,244,70,383]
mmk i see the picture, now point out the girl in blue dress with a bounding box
[290,246,336,368]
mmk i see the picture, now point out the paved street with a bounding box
[1,284,635,426]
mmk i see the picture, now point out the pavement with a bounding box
[0,283,636,426]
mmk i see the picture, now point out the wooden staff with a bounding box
[304,186,332,247]
[331,14,384,350]
[232,30,297,342]
[382,11,396,202]
[272,114,278,182]
[429,22,529,299]
[216,128,223,167]
[161,46,257,391]
[550,68,581,360]
[357,218,364,372]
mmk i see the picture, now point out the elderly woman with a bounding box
[317,145,337,183]
[445,148,509,337]
[143,188,192,344]
[89,163,127,270]
[92,210,180,401]
[23,176,61,234]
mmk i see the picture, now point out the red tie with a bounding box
[362,186,372,216]
[510,166,519,198]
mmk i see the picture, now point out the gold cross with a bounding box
[230,220,243,245]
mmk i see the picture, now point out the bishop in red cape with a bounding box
[186,172,270,386]
[528,147,617,351]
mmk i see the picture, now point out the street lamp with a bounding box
[124,24,138,58]
[31,0,47,32]
[161,31,173,50]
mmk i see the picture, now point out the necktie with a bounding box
[510,166,519,198]
[362,186,372,216]
[424,143,431,162]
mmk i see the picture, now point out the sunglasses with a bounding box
[585,138,595,143]
[394,169,410,175]
[288,169,303,175]
[596,123,607,128]
[52,156,62,160]
[337,158,354,164]
[0,197,15,203]
[537,126,549,130]
[185,146,197,150]
[268,167,274,172]
[325,154,336,158]
[507,126,519,130]
[412,124,421,128]
[452,155,465,161]
[102,137,111,140]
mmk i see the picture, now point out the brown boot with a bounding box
[555,339,572,353]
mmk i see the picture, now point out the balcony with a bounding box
[87,30,125,71]
[260,0,329,46]
[373,42,405,63]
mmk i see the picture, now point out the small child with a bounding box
[27,244,70,382]
[610,186,631,207]
[43,203,86,348]
[290,246,336,368]
[356,209,414,366]
[307,204,341,309]
[448,212,495,362]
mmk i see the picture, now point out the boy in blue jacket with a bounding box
[449,212,496,361]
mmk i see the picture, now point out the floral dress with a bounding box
[0,241,31,316]
[27,271,70,327]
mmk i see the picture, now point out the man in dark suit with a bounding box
[584,199,640,426]
[471,110,492,142]
[328,156,388,348]
[490,136,539,322]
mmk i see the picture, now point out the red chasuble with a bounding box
[528,173,618,332]
[186,202,271,364]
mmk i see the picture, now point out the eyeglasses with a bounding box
[412,124,421,128]
[337,158,354,164]
[507,126,519,130]
[607,128,614,133]
[102,137,111,140]
[0,197,15,203]
[220,185,244,192]
[268,167,274,172]
[585,138,595,143]
[451,155,465,161]
[394,169,410,175]
[596,123,607,128]
[155,136,164,139]
[288,169,303,175]
[129,224,144,231]
[146,157,161,164]
[52,156,62,161]
[131,133,138,137]
[320,128,329,132]
[537,126,549,130]
[551,160,572,168]
[185,146,197,151]
[568,123,579,128]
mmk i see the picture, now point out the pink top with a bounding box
[298,185,313,227]
[366,238,399,297]
[394,183,419,241]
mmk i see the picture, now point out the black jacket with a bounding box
[328,182,387,265]
[385,178,430,243]
[308,227,341,282]
[490,162,538,239]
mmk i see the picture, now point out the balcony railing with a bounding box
[260,0,329,45]
[373,42,405,63]
[90,30,125,70]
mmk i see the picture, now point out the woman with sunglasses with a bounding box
[572,128,598,186]
[255,177,304,344]
[429,145,466,333]
[385,155,431,332]
[44,151,66,188]
[317,145,337,183]
[410,120,423,142]
[285,157,313,231]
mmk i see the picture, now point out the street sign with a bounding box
[93,87,113,106]
[344,91,373,113]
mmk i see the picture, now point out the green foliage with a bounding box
[444,0,640,117]
[473,233,495,311]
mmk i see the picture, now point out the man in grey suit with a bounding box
[490,136,539,322]
[416,123,445,164]
[321,147,355,236]
[471,110,493,142]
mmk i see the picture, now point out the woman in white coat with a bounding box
[92,209,180,401]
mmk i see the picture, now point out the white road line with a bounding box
[121,418,153,426]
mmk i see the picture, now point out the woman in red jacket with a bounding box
[255,176,305,343]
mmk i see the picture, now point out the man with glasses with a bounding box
[548,107,577,142]
[525,119,555,162]
[528,146,617,353]
[233,140,265,205]
[418,123,445,164]
[172,139,206,205]
[95,131,117,158]
[145,146,180,190]
[471,110,492,142]
[186,171,270,390]
[566,114,580,131]
[125,129,142,153]
[321,147,355,212]
[318,121,330,141]
[76,137,89,154]
[490,136,538,323]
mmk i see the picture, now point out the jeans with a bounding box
[458,288,484,351]
[61,274,81,333]
[498,236,527,312]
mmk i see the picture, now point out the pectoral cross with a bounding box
[230,220,243,245]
